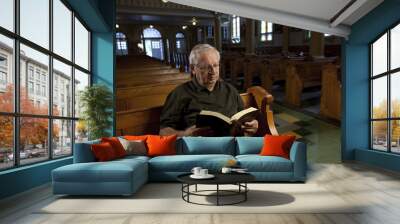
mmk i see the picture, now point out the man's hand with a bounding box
[241,119,258,136]
[184,125,215,136]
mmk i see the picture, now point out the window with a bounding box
[0,71,6,85]
[28,67,34,80]
[371,23,400,153]
[142,28,164,60]
[20,0,49,49]
[0,0,14,32]
[260,21,273,41]
[222,26,229,41]
[207,26,213,38]
[231,15,240,43]
[28,82,34,94]
[0,0,91,170]
[0,35,13,113]
[116,32,128,56]
[0,54,7,87]
[175,33,185,52]
[74,17,90,70]
[53,0,72,60]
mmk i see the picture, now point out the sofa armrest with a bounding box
[289,141,307,181]
[73,140,100,163]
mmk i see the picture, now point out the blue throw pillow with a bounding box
[236,137,264,155]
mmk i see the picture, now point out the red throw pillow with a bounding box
[91,142,117,161]
[146,135,177,157]
[101,137,126,158]
[260,135,296,159]
[123,135,148,141]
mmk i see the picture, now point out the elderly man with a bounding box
[159,44,258,136]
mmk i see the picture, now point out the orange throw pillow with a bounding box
[123,135,148,141]
[260,135,296,159]
[146,135,177,157]
[101,137,126,158]
[91,142,117,161]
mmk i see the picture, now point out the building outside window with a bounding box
[260,21,273,41]
[0,55,7,90]
[0,0,91,170]
[28,81,34,94]
[231,15,240,43]
[370,22,400,153]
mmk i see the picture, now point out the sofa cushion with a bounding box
[101,137,127,158]
[91,142,118,161]
[73,139,100,163]
[149,154,235,172]
[147,135,177,157]
[53,158,147,183]
[260,135,296,159]
[118,138,147,156]
[235,137,264,155]
[180,137,235,155]
[236,155,293,172]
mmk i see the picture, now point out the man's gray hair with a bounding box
[189,44,220,65]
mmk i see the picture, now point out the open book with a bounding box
[195,107,259,136]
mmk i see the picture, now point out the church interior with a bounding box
[1,0,400,223]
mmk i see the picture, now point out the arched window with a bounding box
[116,32,128,55]
[143,28,162,38]
[260,21,273,42]
[142,27,164,60]
[175,32,186,52]
[232,15,240,43]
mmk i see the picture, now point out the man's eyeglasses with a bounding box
[195,63,220,72]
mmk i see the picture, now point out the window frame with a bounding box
[0,0,92,171]
[231,15,240,44]
[370,20,400,154]
[260,21,273,42]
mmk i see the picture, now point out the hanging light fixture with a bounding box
[149,25,154,29]
[115,24,119,29]
[192,17,197,26]
[182,25,187,30]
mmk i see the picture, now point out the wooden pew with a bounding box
[117,68,180,81]
[116,80,188,111]
[285,60,328,107]
[259,58,288,92]
[116,73,190,88]
[320,63,341,120]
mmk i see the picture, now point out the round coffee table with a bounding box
[177,173,255,206]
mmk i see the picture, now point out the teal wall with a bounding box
[343,0,400,171]
[0,0,116,200]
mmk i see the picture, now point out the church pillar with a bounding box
[310,31,324,57]
[282,26,289,53]
[245,18,255,55]
[214,14,222,52]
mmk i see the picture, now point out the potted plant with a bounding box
[79,84,113,140]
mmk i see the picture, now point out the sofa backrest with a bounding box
[73,139,100,163]
[235,137,264,155]
[178,137,236,155]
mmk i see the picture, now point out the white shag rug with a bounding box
[38,183,362,214]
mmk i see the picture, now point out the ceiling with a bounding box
[166,0,384,38]
[117,0,216,26]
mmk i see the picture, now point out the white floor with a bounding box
[1,163,400,224]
